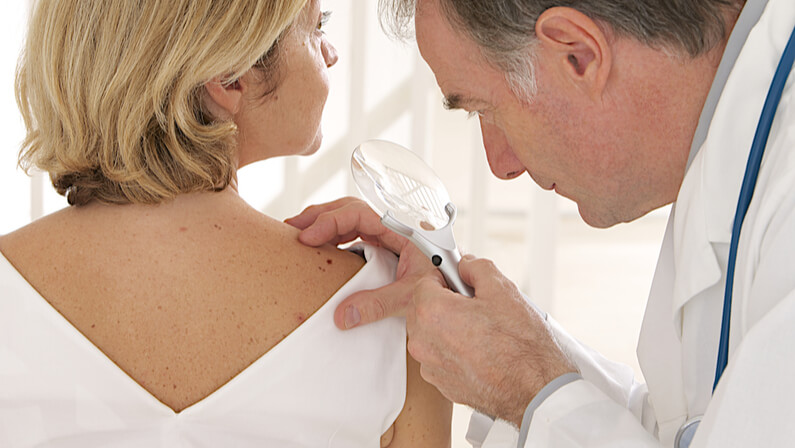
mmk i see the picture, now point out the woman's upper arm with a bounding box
[383,350,452,448]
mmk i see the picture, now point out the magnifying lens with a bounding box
[351,139,474,297]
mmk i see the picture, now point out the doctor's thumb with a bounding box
[333,281,414,330]
[458,254,500,284]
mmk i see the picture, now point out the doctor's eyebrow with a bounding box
[443,93,470,110]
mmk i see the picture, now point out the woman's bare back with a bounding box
[0,189,364,412]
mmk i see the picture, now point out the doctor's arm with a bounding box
[422,256,660,447]
[288,198,661,446]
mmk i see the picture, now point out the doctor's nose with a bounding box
[479,118,526,180]
[322,37,338,68]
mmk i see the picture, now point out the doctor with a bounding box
[288,0,795,445]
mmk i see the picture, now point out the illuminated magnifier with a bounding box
[351,139,474,297]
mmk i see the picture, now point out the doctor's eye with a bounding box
[317,11,332,33]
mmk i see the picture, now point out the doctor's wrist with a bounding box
[503,358,579,427]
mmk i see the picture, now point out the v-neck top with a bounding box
[0,244,406,448]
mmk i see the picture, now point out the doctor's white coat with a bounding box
[474,0,795,446]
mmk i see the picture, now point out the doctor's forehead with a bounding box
[415,5,506,115]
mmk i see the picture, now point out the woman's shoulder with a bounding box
[0,196,373,293]
[0,207,74,271]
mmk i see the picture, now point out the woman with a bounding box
[0,0,451,446]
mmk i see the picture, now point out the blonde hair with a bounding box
[16,0,307,205]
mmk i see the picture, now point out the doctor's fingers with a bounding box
[334,257,442,330]
[406,306,467,390]
[416,361,470,404]
[409,275,467,325]
[408,314,499,410]
[407,278,482,358]
[459,255,524,302]
[334,281,411,330]
[285,196,361,229]
[287,197,408,253]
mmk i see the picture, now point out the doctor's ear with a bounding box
[203,76,244,120]
[535,7,611,95]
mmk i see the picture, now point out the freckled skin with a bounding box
[0,190,366,413]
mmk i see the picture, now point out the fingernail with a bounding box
[344,306,361,329]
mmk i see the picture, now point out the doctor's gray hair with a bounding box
[379,0,745,100]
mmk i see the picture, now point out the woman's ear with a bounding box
[203,76,244,120]
[535,7,611,96]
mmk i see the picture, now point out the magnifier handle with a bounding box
[380,213,474,297]
[432,248,475,298]
[381,212,475,297]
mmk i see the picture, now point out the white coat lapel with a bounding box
[670,151,724,322]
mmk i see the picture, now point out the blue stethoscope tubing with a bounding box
[715,23,795,391]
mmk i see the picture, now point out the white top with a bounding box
[0,244,406,448]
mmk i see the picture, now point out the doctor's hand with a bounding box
[286,196,441,329]
[408,254,578,427]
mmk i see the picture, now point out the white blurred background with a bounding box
[0,2,668,445]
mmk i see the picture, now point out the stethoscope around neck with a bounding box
[674,23,795,448]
